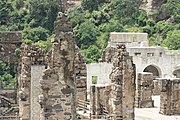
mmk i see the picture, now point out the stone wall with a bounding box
[109,32,148,47]
[31,65,45,120]
[38,12,76,120]
[159,78,180,115]
[109,44,135,120]
[75,45,87,102]
[18,44,46,120]
[152,79,162,95]
[0,89,18,116]
[86,62,112,92]
[91,44,136,120]
[136,72,154,108]
[0,32,22,63]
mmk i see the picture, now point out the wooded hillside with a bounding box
[0,0,179,87]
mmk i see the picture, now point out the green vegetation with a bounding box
[0,0,179,87]
[0,61,16,88]
[92,76,97,84]
[68,0,180,63]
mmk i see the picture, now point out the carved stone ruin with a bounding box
[135,72,154,108]
[38,12,76,120]
[0,9,87,119]
[75,45,87,103]
[109,44,135,120]
[18,44,46,120]
[159,78,180,115]
[0,32,22,118]
[90,44,136,120]
[152,79,162,95]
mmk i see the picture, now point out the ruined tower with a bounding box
[109,44,136,120]
[18,44,46,120]
[38,12,76,120]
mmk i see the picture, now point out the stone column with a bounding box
[39,12,76,120]
[109,44,135,120]
[160,78,180,115]
[75,45,87,103]
[0,80,2,89]
[136,72,154,108]
[18,55,31,120]
[31,65,45,120]
[90,85,96,116]
[18,44,46,120]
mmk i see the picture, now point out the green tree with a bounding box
[163,30,180,50]
[0,0,13,25]
[0,61,16,88]
[74,20,100,49]
[23,26,50,42]
[81,0,98,12]
[28,0,60,32]
[81,45,101,63]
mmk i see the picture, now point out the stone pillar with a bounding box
[18,55,31,120]
[136,72,154,108]
[18,44,46,120]
[39,12,76,120]
[160,78,180,115]
[75,45,87,103]
[152,79,161,95]
[90,85,96,116]
[31,65,45,120]
[109,44,135,120]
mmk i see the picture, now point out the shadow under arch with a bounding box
[173,64,180,78]
[173,69,180,78]
[143,64,162,78]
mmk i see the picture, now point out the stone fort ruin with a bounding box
[0,9,180,120]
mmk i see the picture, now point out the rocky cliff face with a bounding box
[142,0,166,13]
[141,0,170,21]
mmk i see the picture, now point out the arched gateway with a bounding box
[143,65,162,78]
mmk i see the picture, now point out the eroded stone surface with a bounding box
[159,78,180,115]
[39,12,76,120]
[90,44,136,120]
[136,72,154,108]
[18,44,46,120]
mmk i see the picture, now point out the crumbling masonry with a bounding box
[159,78,180,115]
[18,44,46,120]
[90,44,136,120]
[38,12,77,120]
[135,72,154,108]
[109,44,135,120]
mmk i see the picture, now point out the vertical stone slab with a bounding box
[109,44,135,120]
[160,78,180,115]
[75,45,87,103]
[136,72,154,108]
[39,12,76,120]
[90,85,96,116]
[31,65,45,120]
[18,55,31,120]
[18,44,46,120]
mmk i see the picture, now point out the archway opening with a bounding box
[143,65,161,78]
[173,69,180,78]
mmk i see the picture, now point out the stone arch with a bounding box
[173,64,180,78]
[143,64,162,78]
[173,69,180,78]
